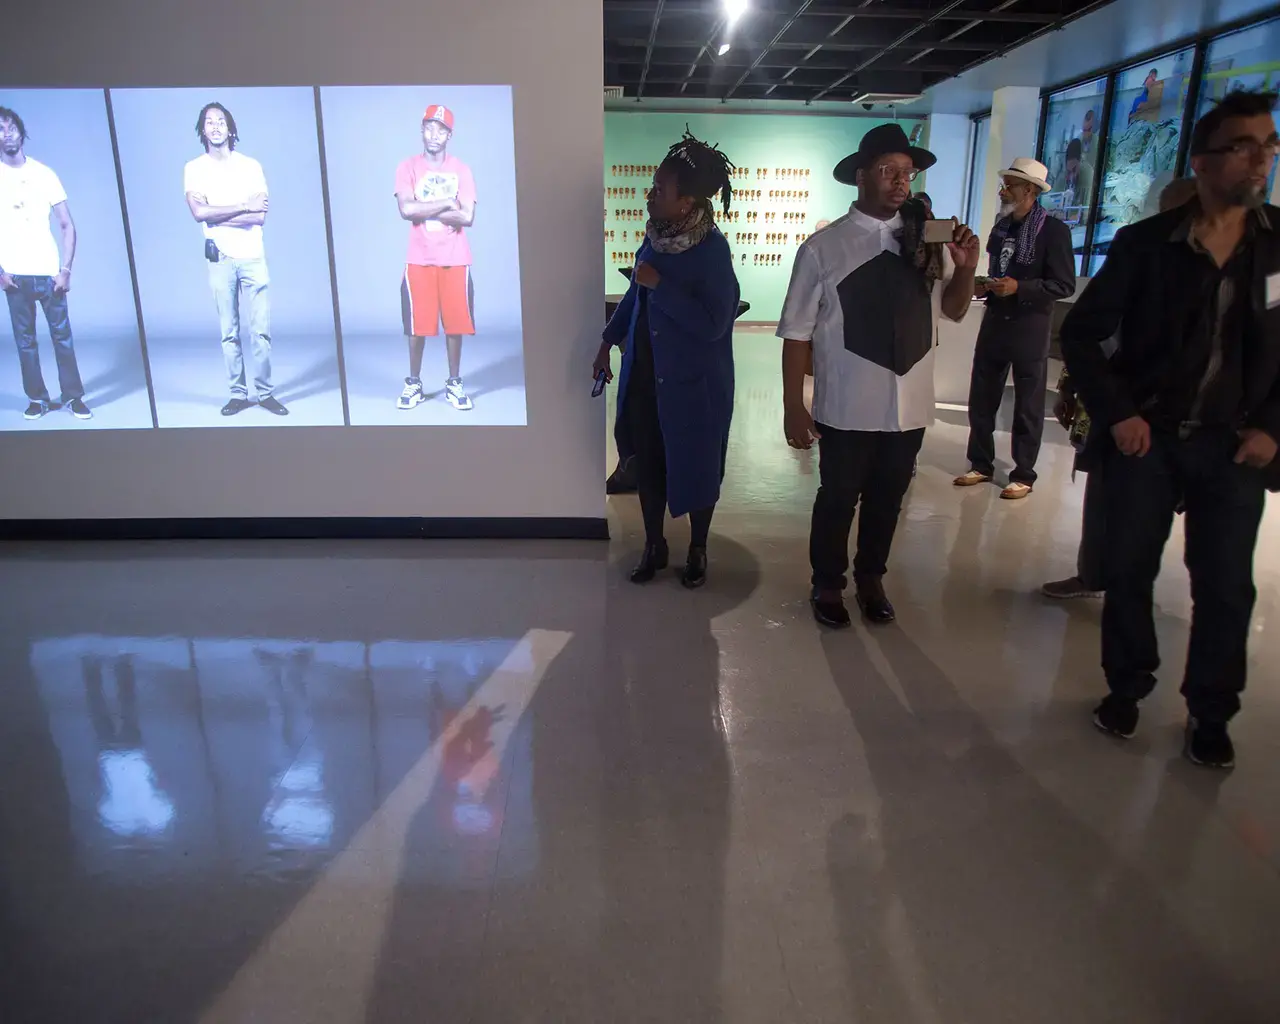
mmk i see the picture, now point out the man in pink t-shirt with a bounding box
[394,104,478,411]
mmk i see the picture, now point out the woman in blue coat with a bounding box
[595,130,740,588]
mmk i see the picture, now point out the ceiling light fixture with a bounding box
[724,0,749,27]
[718,43,732,56]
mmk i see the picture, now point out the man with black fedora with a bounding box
[779,123,980,628]
[954,157,1075,499]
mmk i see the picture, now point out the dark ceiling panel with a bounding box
[604,0,1119,102]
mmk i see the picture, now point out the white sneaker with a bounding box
[397,377,424,410]
[445,377,473,411]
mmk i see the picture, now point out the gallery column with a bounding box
[975,86,1041,244]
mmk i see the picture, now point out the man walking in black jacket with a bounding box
[955,158,1076,498]
[1061,91,1280,768]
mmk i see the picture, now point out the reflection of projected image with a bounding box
[0,106,91,422]
[184,103,287,418]
[84,654,175,839]
[396,104,477,412]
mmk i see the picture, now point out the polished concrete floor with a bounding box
[3,332,1280,1023]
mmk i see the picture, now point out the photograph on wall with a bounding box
[109,87,344,428]
[0,89,152,431]
[320,85,525,426]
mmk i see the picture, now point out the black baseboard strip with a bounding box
[0,517,610,542]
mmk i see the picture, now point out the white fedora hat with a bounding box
[999,157,1052,193]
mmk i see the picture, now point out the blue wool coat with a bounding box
[604,229,739,518]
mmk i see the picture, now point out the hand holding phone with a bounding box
[592,369,608,398]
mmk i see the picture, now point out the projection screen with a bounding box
[0,0,604,533]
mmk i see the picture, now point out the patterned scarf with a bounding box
[892,197,945,290]
[646,200,714,254]
[987,202,1048,273]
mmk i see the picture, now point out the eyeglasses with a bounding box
[1202,135,1280,162]
[876,165,920,183]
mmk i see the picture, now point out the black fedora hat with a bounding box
[834,123,936,185]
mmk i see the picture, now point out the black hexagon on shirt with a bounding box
[835,250,933,376]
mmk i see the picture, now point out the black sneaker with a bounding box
[23,400,49,420]
[259,396,289,416]
[221,397,252,416]
[1093,695,1139,739]
[1184,718,1235,769]
[810,588,852,629]
[67,398,92,420]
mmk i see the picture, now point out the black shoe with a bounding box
[1093,695,1139,739]
[810,588,852,629]
[629,541,669,584]
[1184,718,1235,769]
[221,397,252,416]
[259,396,289,416]
[854,577,896,625]
[23,401,49,420]
[67,398,92,420]
[680,547,708,589]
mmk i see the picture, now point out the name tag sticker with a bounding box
[1267,272,1280,309]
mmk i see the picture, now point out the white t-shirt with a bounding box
[777,206,956,432]
[0,158,67,277]
[183,151,268,260]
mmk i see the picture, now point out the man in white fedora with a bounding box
[955,157,1076,498]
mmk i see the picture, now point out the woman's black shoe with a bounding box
[680,546,708,589]
[630,541,669,584]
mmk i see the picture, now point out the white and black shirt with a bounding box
[778,206,957,432]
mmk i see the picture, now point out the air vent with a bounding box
[604,86,625,99]
[850,92,924,107]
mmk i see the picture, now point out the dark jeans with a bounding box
[1101,428,1265,724]
[6,274,84,403]
[810,426,925,592]
[628,378,714,548]
[1076,471,1106,591]
[965,319,1049,485]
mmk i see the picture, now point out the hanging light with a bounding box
[718,43,732,56]
[724,0,749,27]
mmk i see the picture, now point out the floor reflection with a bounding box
[30,634,539,884]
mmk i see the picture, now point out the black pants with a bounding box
[1076,471,1106,591]
[810,426,924,592]
[628,382,714,548]
[965,321,1049,485]
[1101,428,1265,724]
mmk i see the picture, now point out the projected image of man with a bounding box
[183,102,287,417]
[395,104,477,412]
[0,106,90,421]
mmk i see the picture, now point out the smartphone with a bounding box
[592,369,608,398]
[923,219,954,244]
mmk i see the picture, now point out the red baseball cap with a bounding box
[423,105,455,132]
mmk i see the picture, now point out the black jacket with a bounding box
[1061,204,1280,443]
[983,213,1076,321]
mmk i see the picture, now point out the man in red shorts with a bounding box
[394,104,477,411]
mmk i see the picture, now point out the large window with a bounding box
[1039,78,1106,274]
[1198,19,1280,200]
[1091,48,1196,266]
[965,114,990,227]
[1037,15,1280,276]
[1199,19,1280,110]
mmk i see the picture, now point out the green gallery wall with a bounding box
[604,110,931,321]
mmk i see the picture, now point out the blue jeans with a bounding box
[6,274,84,403]
[208,255,272,399]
